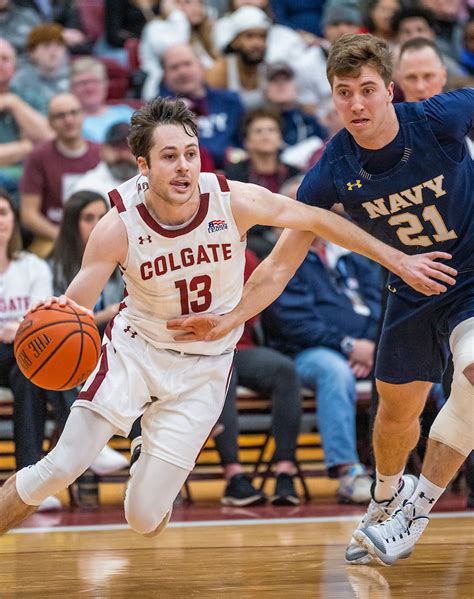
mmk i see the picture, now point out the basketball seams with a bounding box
[15,318,97,347]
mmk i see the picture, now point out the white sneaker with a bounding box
[354,500,430,566]
[338,464,373,504]
[345,474,418,565]
[90,445,129,476]
[37,495,62,512]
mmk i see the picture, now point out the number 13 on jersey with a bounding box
[175,276,212,315]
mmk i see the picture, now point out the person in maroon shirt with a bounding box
[213,248,303,506]
[19,92,100,257]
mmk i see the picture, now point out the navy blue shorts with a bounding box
[375,273,474,384]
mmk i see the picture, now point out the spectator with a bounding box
[262,235,381,503]
[0,0,41,55]
[214,249,303,506]
[0,39,52,203]
[0,189,67,511]
[104,0,160,52]
[294,5,360,116]
[17,0,90,54]
[225,107,300,257]
[19,93,101,257]
[160,43,244,168]
[12,23,70,115]
[70,57,135,143]
[177,0,218,68]
[264,62,328,147]
[460,16,474,75]
[213,1,307,67]
[362,0,401,46]
[391,7,464,79]
[206,6,270,109]
[70,122,138,199]
[419,0,464,61]
[270,0,326,39]
[396,38,448,102]
[139,1,192,100]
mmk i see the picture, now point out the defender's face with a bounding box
[397,47,447,101]
[332,66,394,143]
[138,124,201,207]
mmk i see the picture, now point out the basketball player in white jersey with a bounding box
[0,98,456,538]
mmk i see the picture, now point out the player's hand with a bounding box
[167,314,230,341]
[29,295,94,317]
[398,252,457,296]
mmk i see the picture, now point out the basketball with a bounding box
[13,303,102,391]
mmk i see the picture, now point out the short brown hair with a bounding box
[128,97,198,163]
[27,23,64,52]
[242,106,282,138]
[0,190,22,260]
[326,33,393,87]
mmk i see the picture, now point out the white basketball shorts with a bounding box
[73,313,234,471]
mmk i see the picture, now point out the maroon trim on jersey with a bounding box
[77,345,109,402]
[216,174,230,192]
[104,314,116,342]
[224,360,234,396]
[109,189,126,213]
[136,193,210,238]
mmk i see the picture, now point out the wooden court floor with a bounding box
[1,514,473,598]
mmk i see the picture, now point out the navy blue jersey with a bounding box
[297,90,474,277]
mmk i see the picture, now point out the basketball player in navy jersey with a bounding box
[168,35,474,565]
[0,95,455,539]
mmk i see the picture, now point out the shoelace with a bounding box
[378,501,416,542]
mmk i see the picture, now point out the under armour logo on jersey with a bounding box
[208,219,228,233]
[138,235,152,244]
[124,325,138,339]
[347,180,362,191]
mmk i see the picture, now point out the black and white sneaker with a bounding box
[221,474,267,506]
[271,473,300,506]
[129,436,142,476]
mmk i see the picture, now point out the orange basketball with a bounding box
[14,304,101,391]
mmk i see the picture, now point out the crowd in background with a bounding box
[0,0,473,509]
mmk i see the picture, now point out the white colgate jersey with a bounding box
[109,173,245,355]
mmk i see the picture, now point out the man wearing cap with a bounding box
[12,23,71,115]
[206,6,270,110]
[70,122,138,199]
[20,93,100,257]
[265,62,328,148]
[295,4,362,114]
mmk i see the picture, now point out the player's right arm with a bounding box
[31,209,128,314]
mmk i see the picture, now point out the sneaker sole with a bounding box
[353,530,413,566]
[220,495,267,507]
[270,495,300,506]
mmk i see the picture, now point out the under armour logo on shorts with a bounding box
[347,180,362,191]
[124,325,138,338]
[138,235,152,244]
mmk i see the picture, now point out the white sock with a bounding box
[412,474,445,516]
[374,468,404,502]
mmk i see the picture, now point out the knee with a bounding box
[124,488,170,536]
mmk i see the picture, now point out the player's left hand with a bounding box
[167,314,224,341]
[398,252,457,296]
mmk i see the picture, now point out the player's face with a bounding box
[332,66,394,144]
[78,199,107,246]
[0,197,14,246]
[397,47,447,101]
[138,124,201,208]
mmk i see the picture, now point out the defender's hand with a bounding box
[167,314,230,341]
[398,252,457,296]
